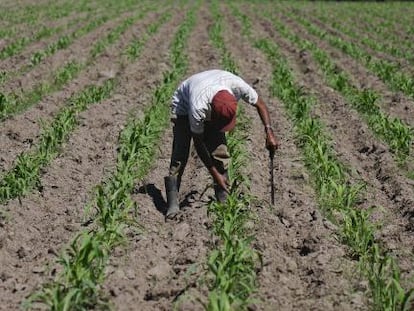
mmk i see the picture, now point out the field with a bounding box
[0,0,413,310]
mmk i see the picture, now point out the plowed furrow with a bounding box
[249,6,414,291]
[275,11,414,130]
[222,4,367,310]
[304,14,414,75]
[102,6,221,311]
[0,10,180,310]
[0,9,163,174]
[0,10,89,60]
[1,9,137,93]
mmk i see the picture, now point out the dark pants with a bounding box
[168,116,230,190]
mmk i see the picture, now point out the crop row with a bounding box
[0,0,78,37]
[0,0,89,25]
[204,1,259,309]
[0,0,105,60]
[0,6,172,205]
[265,12,413,164]
[291,2,413,57]
[0,2,154,121]
[0,0,129,40]
[232,7,414,310]
[0,79,115,204]
[332,2,414,38]
[3,2,132,84]
[285,9,414,102]
[0,1,144,85]
[291,1,413,40]
[26,4,196,309]
[310,9,414,65]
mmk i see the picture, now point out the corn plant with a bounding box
[125,11,171,60]
[0,37,30,59]
[201,3,259,310]
[289,11,414,101]
[0,3,152,122]
[0,79,115,204]
[267,13,413,163]
[0,0,99,60]
[26,5,197,309]
[0,70,6,84]
[251,20,413,310]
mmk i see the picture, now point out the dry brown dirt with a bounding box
[0,5,180,310]
[0,9,165,174]
[0,2,413,311]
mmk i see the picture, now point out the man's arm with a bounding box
[255,96,280,152]
[192,133,229,192]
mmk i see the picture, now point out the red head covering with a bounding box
[211,90,237,132]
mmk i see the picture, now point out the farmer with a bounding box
[164,69,279,219]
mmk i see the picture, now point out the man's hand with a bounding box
[209,166,229,193]
[193,133,229,192]
[255,98,280,153]
[265,128,279,154]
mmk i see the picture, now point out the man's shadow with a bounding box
[137,183,198,215]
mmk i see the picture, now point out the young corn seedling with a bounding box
[26,6,197,309]
[252,20,413,310]
[0,2,152,121]
[0,79,115,204]
[0,37,29,59]
[125,11,171,60]
[291,12,414,100]
[202,3,259,310]
[269,13,413,163]
[0,0,98,60]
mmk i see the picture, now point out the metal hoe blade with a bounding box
[269,149,275,205]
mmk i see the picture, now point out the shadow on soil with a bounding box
[137,183,167,215]
[137,183,198,215]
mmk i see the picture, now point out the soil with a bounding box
[0,9,165,174]
[222,5,367,310]
[0,6,181,311]
[0,0,106,53]
[249,1,414,289]
[0,2,413,311]
[0,9,89,50]
[303,12,414,91]
[278,8,414,130]
[102,6,218,310]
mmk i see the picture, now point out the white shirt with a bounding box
[171,69,258,134]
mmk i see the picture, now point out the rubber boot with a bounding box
[164,175,180,219]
